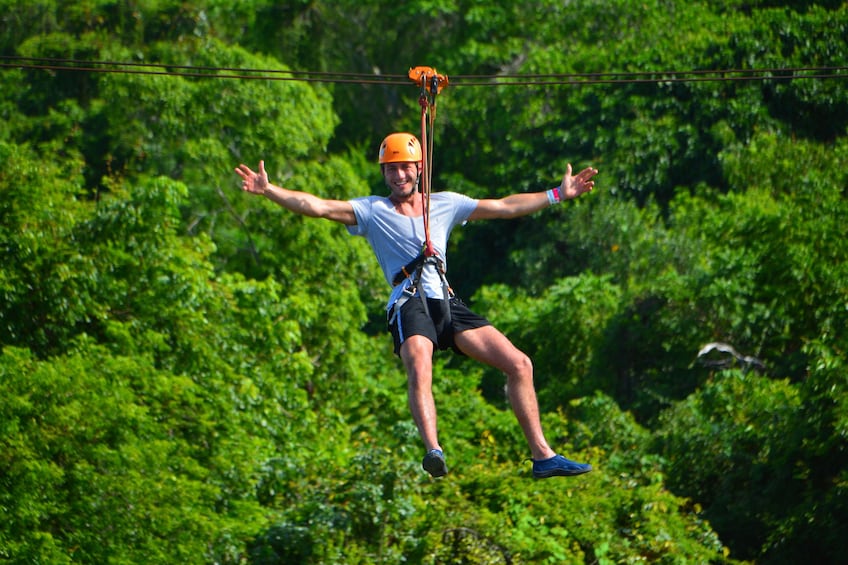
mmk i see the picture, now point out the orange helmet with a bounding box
[378,133,422,164]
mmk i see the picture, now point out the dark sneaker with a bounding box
[422,449,448,477]
[532,454,592,479]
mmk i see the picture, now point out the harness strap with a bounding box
[392,252,426,287]
[389,255,454,327]
[419,98,435,258]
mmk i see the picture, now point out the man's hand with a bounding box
[560,164,598,200]
[235,160,270,195]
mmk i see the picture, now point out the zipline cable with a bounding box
[1,55,845,86]
[0,58,409,85]
[0,55,410,79]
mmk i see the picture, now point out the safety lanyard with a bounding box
[408,66,448,259]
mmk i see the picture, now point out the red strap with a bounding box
[410,67,448,258]
[419,96,435,257]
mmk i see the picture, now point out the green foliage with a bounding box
[421,455,731,565]
[0,343,269,564]
[0,138,375,562]
[472,273,622,407]
[655,370,801,559]
[0,142,93,354]
[2,1,848,563]
[775,339,848,563]
[249,425,426,564]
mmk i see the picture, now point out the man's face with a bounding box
[383,162,420,199]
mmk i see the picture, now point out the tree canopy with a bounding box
[2,1,847,563]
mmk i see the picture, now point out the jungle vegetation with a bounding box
[1,1,847,563]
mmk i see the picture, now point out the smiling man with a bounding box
[235,132,598,479]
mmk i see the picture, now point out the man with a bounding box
[235,132,598,479]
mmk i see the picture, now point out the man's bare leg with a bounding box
[400,334,441,453]
[454,325,556,461]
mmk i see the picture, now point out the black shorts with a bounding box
[388,296,491,356]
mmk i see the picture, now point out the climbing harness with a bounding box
[388,252,454,326]
[388,66,453,327]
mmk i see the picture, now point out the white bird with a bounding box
[697,342,765,371]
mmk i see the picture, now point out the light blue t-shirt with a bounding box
[347,192,478,309]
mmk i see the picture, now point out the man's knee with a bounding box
[401,334,433,356]
[401,335,434,371]
[507,352,533,380]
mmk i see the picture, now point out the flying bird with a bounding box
[697,342,765,372]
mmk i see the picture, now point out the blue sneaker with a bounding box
[532,454,592,479]
[422,449,448,477]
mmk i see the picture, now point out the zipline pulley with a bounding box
[408,66,449,98]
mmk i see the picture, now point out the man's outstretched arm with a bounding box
[468,164,597,221]
[235,160,357,226]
